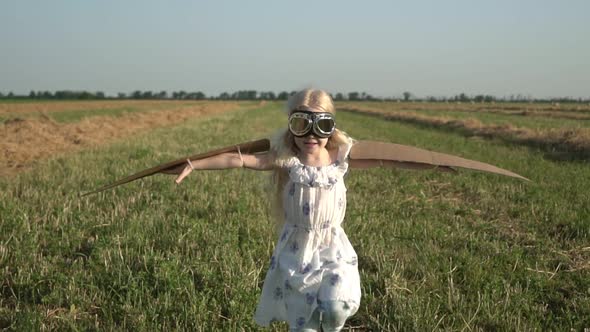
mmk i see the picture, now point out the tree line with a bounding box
[0,90,587,104]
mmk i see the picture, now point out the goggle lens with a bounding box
[289,117,311,134]
[316,118,335,133]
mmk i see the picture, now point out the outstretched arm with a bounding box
[81,138,271,196]
[174,152,274,184]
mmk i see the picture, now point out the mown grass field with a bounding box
[340,101,590,129]
[1,102,589,331]
[0,100,256,123]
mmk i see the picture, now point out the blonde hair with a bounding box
[270,89,352,232]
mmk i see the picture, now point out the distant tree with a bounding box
[457,93,469,102]
[0,92,4,98]
[7,92,14,98]
[173,91,186,99]
[157,91,167,99]
[29,91,37,99]
[402,91,412,101]
[259,91,276,100]
[131,90,142,99]
[231,90,257,100]
[54,91,64,99]
[187,91,206,100]
[218,92,230,100]
[118,92,127,99]
[334,93,344,101]
[96,91,106,99]
[277,91,289,100]
[348,92,360,101]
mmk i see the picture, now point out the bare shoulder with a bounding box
[329,147,339,164]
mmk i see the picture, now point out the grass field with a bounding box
[339,101,590,129]
[0,100,251,123]
[1,102,589,331]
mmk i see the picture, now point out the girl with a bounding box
[175,89,364,331]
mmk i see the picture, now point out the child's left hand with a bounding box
[174,164,192,184]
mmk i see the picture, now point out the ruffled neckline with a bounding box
[293,158,341,169]
[286,155,348,188]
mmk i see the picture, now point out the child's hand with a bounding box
[175,164,193,184]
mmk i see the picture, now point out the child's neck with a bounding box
[298,148,333,167]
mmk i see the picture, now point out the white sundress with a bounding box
[254,143,361,329]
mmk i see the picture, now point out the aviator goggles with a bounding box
[288,110,336,138]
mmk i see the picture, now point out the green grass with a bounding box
[1,106,588,330]
[51,107,141,123]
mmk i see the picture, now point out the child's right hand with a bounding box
[174,164,193,184]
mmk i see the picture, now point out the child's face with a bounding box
[294,134,329,154]
[289,107,333,154]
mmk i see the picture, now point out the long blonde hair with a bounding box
[270,89,352,231]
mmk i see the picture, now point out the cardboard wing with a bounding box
[81,138,271,196]
[82,138,527,197]
[350,140,529,181]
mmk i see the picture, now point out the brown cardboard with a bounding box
[350,140,529,181]
[81,138,270,196]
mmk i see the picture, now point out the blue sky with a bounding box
[1,0,588,98]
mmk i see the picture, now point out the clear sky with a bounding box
[1,0,588,99]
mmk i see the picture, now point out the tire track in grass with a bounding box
[338,101,590,115]
[341,106,590,161]
[443,108,590,121]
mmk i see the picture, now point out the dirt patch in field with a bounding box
[0,102,242,177]
[341,106,590,160]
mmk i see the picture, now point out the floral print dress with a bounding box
[254,143,361,328]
